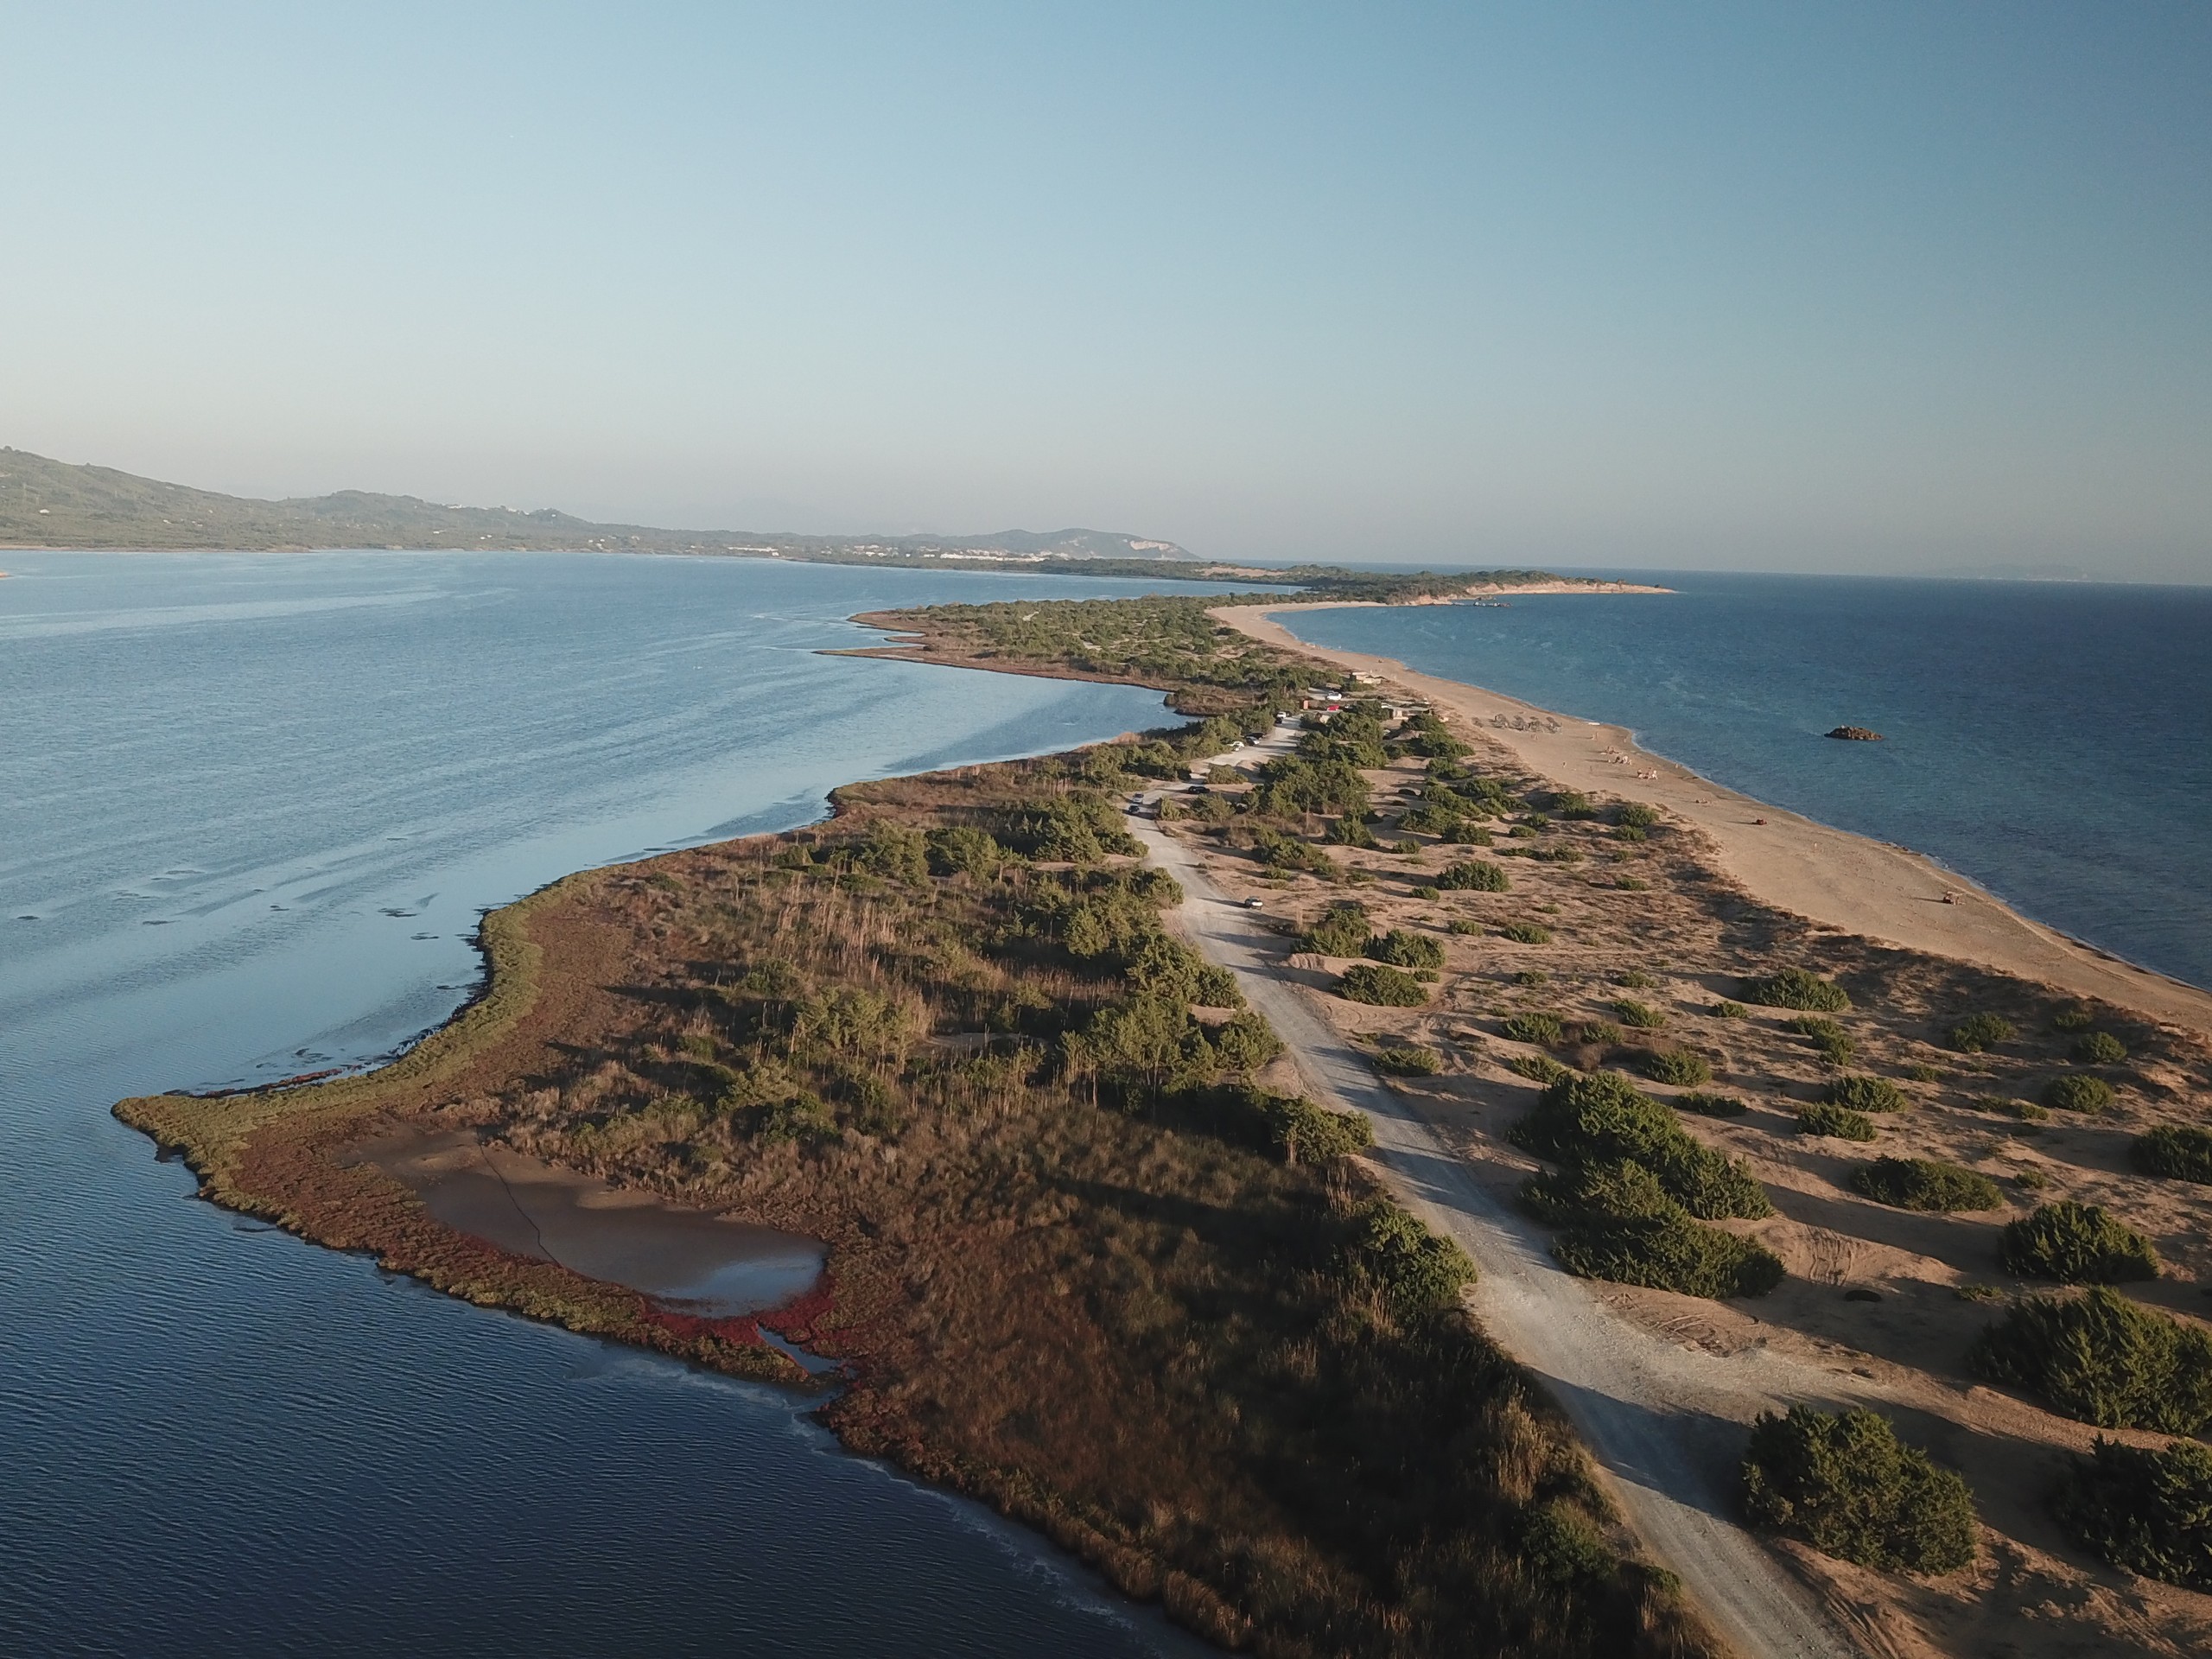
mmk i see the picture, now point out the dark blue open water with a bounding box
[1278,573,2212,991]
[0,551,1217,1658]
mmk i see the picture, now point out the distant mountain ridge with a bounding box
[0,448,1193,562]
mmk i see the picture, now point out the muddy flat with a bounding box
[349,1125,823,1317]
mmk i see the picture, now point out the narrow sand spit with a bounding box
[1222,603,2212,1037]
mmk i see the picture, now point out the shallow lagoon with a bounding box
[0,550,1217,1656]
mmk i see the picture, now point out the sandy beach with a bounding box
[1221,603,2212,1038]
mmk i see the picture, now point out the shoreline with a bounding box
[110,595,2212,1656]
[1222,602,2212,1038]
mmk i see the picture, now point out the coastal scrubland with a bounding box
[119,588,2212,1657]
[849,594,2212,1657]
[118,686,1712,1658]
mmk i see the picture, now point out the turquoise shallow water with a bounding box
[0,551,1217,1657]
[1276,573,2212,992]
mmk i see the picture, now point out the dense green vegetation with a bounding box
[1999,1202,2159,1284]
[1796,1103,1875,1141]
[1499,922,1553,944]
[1435,859,1511,892]
[1515,1072,1780,1300]
[1675,1092,1747,1117]
[1970,1287,2212,1433]
[2051,1438,2212,1591]
[1642,1050,1713,1088]
[1848,1156,2003,1212]
[1739,1408,1976,1574]
[1741,968,1850,1012]
[1301,901,1373,957]
[2133,1124,2212,1183]
[1338,963,1429,1007]
[2070,1031,2128,1065]
[1611,1000,1664,1030]
[1368,928,1446,970]
[1502,1013,1566,1046]
[1824,1075,1908,1114]
[1946,1013,2014,1052]
[1372,1045,1444,1077]
[1785,1015,1854,1066]
[2042,1074,2116,1114]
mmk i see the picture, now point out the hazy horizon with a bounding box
[5,4,2207,580]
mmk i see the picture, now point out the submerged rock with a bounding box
[1826,726,1884,741]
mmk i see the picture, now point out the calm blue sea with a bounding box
[0,551,1219,1659]
[1277,573,2212,992]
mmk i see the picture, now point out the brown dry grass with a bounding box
[116,746,1716,1659]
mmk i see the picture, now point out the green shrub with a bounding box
[1740,1408,1976,1573]
[1947,1013,2014,1052]
[1549,1202,1785,1299]
[2051,1438,2212,1591]
[1349,1202,1476,1316]
[1743,968,1850,1013]
[1576,1020,1624,1047]
[1369,928,1446,970]
[1797,1103,1876,1141]
[1510,967,1547,983]
[1202,1006,1279,1071]
[1712,999,1749,1020]
[1435,859,1510,893]
[1511,1070,1770,1220]
[2133,1125,2212,1184]
[1548,788,1597,819]
[1499,921,1552,944]
[1505,1052,1572,1085]
[1254,1090,1374,1165]
[1338,963,1427,1007]
[1611,969,1658,989]
[1523,1160,1782,1298]
[1373,1045,1443,1077]
[2071,1031,2127,1065]
[1250,825,1339,875]
[1974,1094,2046,1122]
[2000,1202,2158,1284]
[1611,999,1665,1029]
[925,823,1008,877]
[1500,1012,1564,1046]
[1327,813,1379,849]
[1825,1074,1908,1114]
[1850,1156,2003,1212]
[1002,793,1141,862]
[1786,1015,1855,1065]
[2043,1074,2115,1114]
[1678,1091,1748,1117]
[1300,902,1371,957]
[1969,1287,2212,1433]
[2050,1003,2096,1032]
[1643,1050,1713,1088]
[1617,803,1662,830]
[1412,885,1441,900]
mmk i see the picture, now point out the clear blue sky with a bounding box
[5,3,2208,576]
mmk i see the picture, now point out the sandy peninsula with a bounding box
[1222,603,2212,1039]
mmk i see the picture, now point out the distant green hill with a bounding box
[0,448,1193,562]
